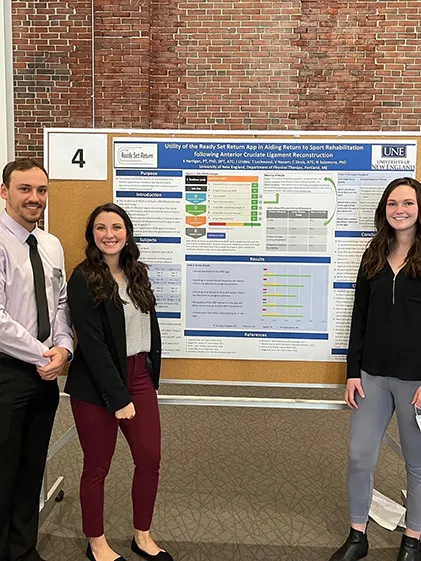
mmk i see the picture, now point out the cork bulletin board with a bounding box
[45,129,421,385]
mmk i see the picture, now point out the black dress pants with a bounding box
[0,355,59,561]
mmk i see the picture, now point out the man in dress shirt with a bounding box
[0,159,73,561]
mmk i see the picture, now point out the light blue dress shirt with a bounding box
[0,211,73,366]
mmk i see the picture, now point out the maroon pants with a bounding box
[71,353,161,538]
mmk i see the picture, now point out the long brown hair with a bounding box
[363,177,421,278]
[80,203,155,312]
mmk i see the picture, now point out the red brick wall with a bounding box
[12,0,421,159]
[295,0,421,131]
[94,0,151,128]
[161,1,302,130]
[12,1,93,158]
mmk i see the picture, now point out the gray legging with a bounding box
[348,370,421,532]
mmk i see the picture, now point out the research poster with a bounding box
[112,137,416,360]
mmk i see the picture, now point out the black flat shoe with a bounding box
[86,543,126,561]
[329,527,368,561]
[131,538,173,561]
[396,535,420,561]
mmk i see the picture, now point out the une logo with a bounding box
[381,145,407,158]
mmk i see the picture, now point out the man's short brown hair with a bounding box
[2,158,48,188]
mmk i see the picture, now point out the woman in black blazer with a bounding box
[65,203,173,561]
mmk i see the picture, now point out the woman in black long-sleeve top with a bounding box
[329,177,421,561]
[65,203,173,561]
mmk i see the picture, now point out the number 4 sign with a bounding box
[71,148,86,168]
[48,133,108,180]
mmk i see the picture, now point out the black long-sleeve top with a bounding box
[347,260,421,381]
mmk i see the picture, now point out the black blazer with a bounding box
[64,265,162,413]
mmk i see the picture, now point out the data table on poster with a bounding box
[266,210,328,253]
[149,264,182,317]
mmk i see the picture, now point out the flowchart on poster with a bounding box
[113,137,416,360]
